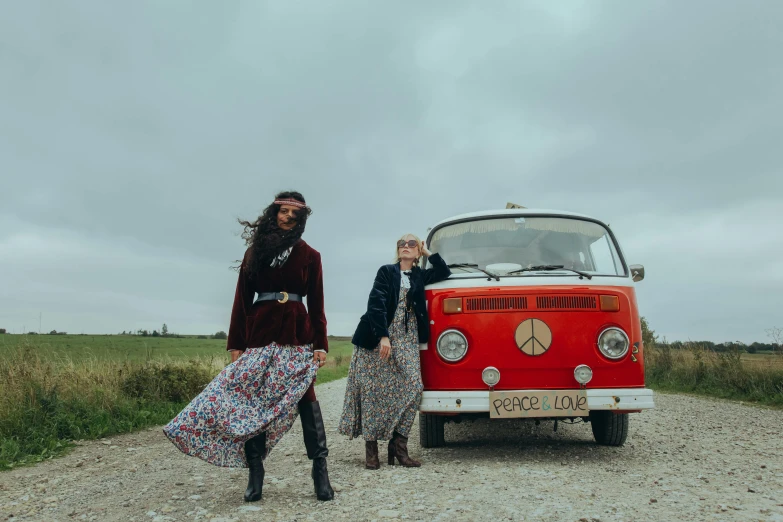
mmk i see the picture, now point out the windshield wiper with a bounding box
[447,263,500,281]
[507,264,593,280]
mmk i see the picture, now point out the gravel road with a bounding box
[2,378,782,522]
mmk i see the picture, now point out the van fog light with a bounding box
[574,364,593,385]
[482,366,500,387]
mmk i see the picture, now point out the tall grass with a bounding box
[0,339,221,470]
[645,342,783,407]
[0,337,354,470]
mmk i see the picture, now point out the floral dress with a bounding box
[339,271,423,441]
[163,343,318,468]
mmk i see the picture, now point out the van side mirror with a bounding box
[629,264,645,282]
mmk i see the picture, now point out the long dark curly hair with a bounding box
[236,191,312,280]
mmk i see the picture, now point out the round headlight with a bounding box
[482,366,500,387]
[574,364,593,384]
[437,329,468,362]
[597,328,630,359]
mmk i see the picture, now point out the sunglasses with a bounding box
[397,239,419,248]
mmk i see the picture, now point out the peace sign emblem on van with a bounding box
[514,319,552,356]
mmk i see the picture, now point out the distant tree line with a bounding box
[662,340,780,353]
[0,328,66,335]
[642,317,782,354]
[120,324,174,338]
[116,325,228,341]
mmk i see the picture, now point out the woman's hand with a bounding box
[421,241,432,257]
[379,337,392,359]
[229,349,243,363]
[313,351,327,367]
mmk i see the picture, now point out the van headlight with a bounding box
[437,330,468,362]
[597,328,630,359]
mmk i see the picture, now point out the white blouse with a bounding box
[401,270,411,289]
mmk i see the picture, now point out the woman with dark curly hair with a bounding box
[163,190,334,503]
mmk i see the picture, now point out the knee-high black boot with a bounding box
[298,401,334,501]
[243,432,266,502]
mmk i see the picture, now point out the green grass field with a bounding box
[0,334,355,471]
[0,334,226,362]
[0,334,355,366]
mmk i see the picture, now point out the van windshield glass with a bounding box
[428,216,625,277]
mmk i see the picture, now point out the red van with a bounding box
[418,208,654,447]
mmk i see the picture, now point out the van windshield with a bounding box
[428,216,626,277]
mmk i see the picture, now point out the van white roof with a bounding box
[429,208,606,230]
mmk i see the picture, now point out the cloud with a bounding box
[1,0,781,342]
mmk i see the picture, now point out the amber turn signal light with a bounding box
[443,298,463,314]
[599,295,620,312]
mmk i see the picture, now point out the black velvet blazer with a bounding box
[351,253,451,349]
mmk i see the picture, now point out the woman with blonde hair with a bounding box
[338,233,450,469]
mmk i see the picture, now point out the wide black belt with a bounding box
[255,292,302,304]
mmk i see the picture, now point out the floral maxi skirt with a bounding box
[163,343,318,468]
[338,288,423,441]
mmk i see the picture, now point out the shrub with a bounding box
[640,316,657,349]
[0,328,6,334]
[213,331,227,340]
[121,361,213,403]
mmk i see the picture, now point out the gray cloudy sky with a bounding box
[1,1,781,343]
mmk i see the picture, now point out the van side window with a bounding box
[589,236,622,275]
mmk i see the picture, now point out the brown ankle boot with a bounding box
[389,432,421,467]
[365,441,380,470]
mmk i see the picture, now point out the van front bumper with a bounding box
[419,388,655,413]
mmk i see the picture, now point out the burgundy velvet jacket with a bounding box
[226,240,328,353]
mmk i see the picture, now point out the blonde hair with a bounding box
[393,233,423,265]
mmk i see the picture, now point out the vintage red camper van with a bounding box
[418,207,654,447]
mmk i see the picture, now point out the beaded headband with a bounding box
[274,198,308,209]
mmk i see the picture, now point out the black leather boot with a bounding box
[243,432,266,502]
[299,401,335,501]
